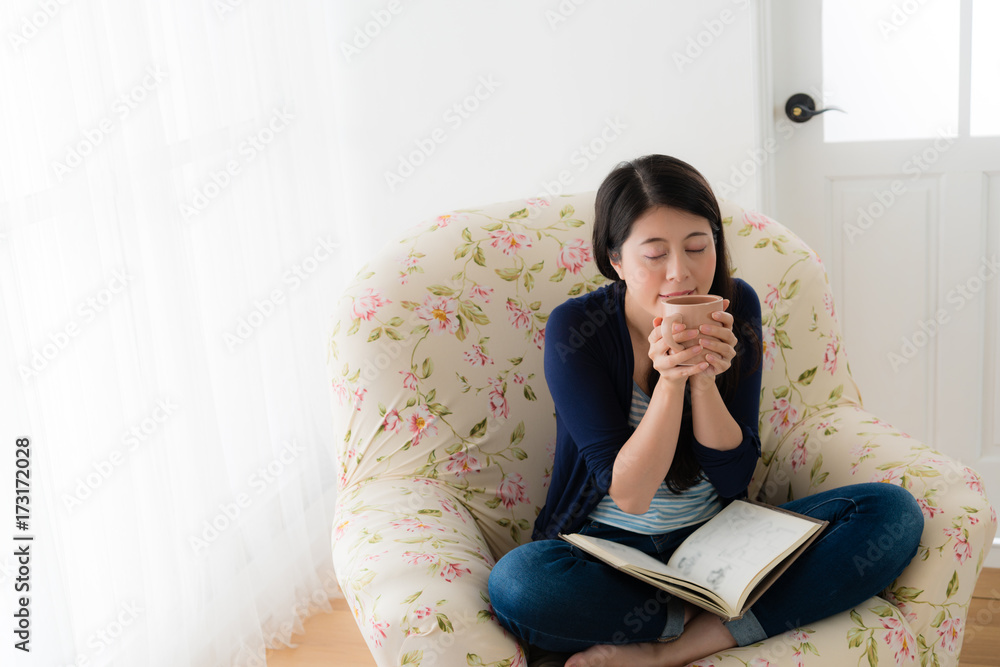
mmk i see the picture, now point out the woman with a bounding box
[487,154,923,667]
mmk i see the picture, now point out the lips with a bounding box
[660,290,694,298]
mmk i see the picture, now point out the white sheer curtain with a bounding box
[0,1,348,664]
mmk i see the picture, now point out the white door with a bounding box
[763,0,1000,560]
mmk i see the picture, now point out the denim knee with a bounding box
[853,483,923,579]
[488,542,546,628]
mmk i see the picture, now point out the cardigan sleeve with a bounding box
[691,279,764,498]
[543,300,633,491]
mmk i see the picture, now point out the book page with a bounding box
[564,533,690,580]
[664,501,821,608]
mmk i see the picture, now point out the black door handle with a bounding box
[784,93,846,123]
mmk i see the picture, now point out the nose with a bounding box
[665,252,691,282]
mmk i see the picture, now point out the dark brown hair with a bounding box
[593,154,762,493]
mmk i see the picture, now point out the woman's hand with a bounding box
[648,312,710,386]
[688,299,737,392]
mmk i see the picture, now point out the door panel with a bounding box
[767,0,1000,563]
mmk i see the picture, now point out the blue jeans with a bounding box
[487,483,923,653]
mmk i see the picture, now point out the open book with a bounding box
[560,500,827,621]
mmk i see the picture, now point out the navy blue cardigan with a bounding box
[532,278,763,541]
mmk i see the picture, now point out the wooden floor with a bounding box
[267,569,1000,666]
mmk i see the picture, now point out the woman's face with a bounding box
[609,206,718,329]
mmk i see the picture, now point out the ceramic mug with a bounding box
[660,294,725,366]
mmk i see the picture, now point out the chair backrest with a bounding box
[328,192,861,558]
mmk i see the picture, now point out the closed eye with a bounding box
[644,248,707,260]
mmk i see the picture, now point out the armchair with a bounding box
[328,192,996,666]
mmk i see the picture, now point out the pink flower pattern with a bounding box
[761,325,777,371]
[497,472,528,509]
[506,299,532,330]
[916,496,943,519]
[368,616,389,648]
[439,562,472,582]
[487,377,509,420]
[400,371,418,391]
[532,327,545,349]
[824,292,836,319]
[556,238,593,274]
[938,616,963,654]
[768,398,799,438]
[445,451,481,478]
[440,498,468,523]
[402,551,439,566]
[407,405,438,446]
[382,409,401,433]
[790,433,808,472]
[352,386,367,411]
[764,284,781,310]
[470,283,494,303]
[351,287,390,321]
[823,340,838,375]
[963,468,984,495]
[880,616,916,663]
[488,229,532,256]
[414,295,459,335]
[463,343,494,367]
[331,378,350,406]
[943,526,972,564]
[744,210,772,231]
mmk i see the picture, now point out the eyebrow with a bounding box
[639,232,709,245]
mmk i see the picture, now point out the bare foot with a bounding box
[564,610,737,667]
[564,642,672,667]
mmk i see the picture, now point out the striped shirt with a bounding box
[587,379,722,535]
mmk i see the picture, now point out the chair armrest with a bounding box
[332,477,524,666]
[751,404,997,664]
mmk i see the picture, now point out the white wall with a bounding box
[322,0,760,279]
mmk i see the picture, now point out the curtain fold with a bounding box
[1,1,347,664]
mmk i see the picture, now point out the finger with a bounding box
[649,317,663,343]
[698,332,736,352]
[710,310,734,328]
[670,344,703,365]
[665,334,686,355]
[700,339,737,366]
[684,360,711,375]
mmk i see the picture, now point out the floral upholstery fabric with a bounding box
[328,193,996,667]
